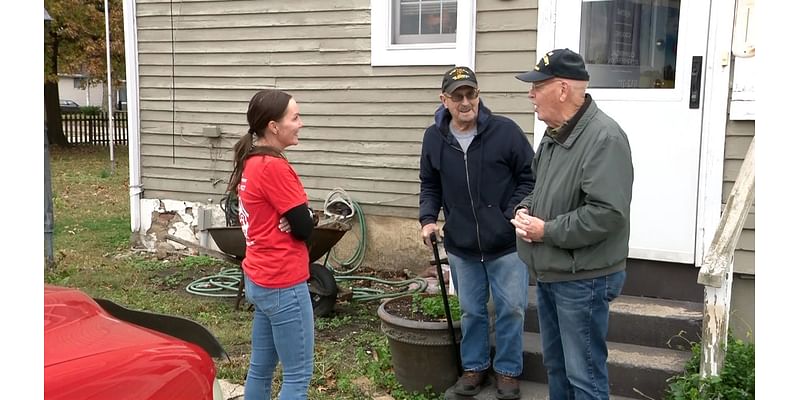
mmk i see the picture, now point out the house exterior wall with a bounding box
[136,0,425,217]
[58,76,105,107]
[132,0,753,313]
[475,1,538,137]
[730,275,754,340]
[723,119,755,275]
[133,0,538,271]
[725,118,755,340]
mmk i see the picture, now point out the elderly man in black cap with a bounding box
[511,49,635,400]
[419,66,535,399]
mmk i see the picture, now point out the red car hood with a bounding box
[44,285,191,367]
[44,285,216,400]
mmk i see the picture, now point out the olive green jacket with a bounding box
[516,99,634,282]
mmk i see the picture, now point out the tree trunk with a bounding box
[45,34,68,146]
[45,81,68,146]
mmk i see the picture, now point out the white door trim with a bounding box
[695,0,738,266]
[533,0,557,149]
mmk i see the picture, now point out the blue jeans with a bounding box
[243,275,314,400]
[536,270,626,400]
[448,252,529,376]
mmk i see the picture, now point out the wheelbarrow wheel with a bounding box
[308,263,337,317]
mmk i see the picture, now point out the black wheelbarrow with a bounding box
[207,214,350,317]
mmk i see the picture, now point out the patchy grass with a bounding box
[46,145,443,400]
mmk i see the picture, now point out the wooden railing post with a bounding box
[697,136,755,378]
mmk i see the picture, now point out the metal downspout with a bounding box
[123,0,143,234]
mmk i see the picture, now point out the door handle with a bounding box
[689,56,702,109]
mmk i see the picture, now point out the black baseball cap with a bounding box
[442,66,478,93]
[516,48,590,83]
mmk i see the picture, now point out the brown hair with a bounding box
[227,89,293,194]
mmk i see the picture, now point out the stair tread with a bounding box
[523,332,691,373]
[444,378,640,400]
[527,288,703,320]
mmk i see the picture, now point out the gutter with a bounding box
[123,0,143,233]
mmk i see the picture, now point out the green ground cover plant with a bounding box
[666,333,755,400]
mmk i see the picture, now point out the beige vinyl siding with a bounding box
[136,0,539,219]
[722,120,755,275]
[475,1,538,139]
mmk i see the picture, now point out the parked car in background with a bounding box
[44,285,226,400]
[59,99,80,113]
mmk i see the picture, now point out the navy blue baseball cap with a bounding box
[442,66,478,93]
[516,48,590,83]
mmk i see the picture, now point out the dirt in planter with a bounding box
[382,294,457,323]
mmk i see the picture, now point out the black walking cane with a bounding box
[430,233,463,375]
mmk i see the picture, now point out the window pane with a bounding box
[421,2,441,34]
[393,0,457,44]
[441,2,457,34]
[579,0,681,89]
[399,2,420,35]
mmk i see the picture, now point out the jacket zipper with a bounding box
[460,148,485,262]
[538,142,576,274]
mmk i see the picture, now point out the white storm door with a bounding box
[542,0,711,264]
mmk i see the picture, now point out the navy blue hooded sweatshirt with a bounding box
[419,100,535,261]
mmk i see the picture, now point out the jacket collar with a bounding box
[542,94,597,149]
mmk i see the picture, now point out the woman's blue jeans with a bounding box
[536,270,626,400]
[243,275,314,400]
[448,252,529,377]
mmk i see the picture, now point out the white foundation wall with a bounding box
[136,198,229,257]
[135,198,434,273]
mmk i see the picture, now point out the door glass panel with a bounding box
[579,0,680,88]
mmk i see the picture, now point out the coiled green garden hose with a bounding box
[185,267,242,297]
[325,200,366,275]
[335,275,429,302]
[324,198,429,301]
[186,195,430,303]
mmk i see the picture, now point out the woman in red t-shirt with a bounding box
[227,89,315,400]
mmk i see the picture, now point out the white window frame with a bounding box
[370,0,476,68]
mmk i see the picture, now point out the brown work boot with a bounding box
[451,369,489,396]
[495,373,521,400]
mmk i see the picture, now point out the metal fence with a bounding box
[61,111,128,145]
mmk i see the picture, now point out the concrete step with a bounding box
[524,288,703,351]
[443,377,639,400]
[520,332,691,399]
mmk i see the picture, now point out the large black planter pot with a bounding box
[377,295,462,394]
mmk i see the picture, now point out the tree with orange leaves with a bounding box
[44,0,125,145]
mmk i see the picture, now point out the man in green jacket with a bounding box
[511,48,634,400]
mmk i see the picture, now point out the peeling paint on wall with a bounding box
[137,198,228,258]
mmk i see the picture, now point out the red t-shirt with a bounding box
[237,155,310,288]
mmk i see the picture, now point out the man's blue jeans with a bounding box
[536,270,626,400]
[448,252,529,377]
[243,275,314,400]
